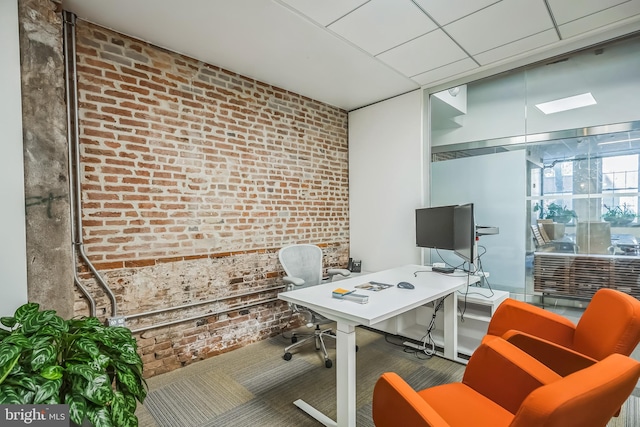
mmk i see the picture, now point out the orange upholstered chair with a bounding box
[484,288,640,376]
[372,338,640,427]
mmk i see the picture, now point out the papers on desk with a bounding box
[355,281,392,291]
[332,288,369,304]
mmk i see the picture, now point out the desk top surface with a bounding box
[278,264,478,326]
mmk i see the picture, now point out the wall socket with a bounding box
[108,316,126,327]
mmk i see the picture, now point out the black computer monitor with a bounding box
[415,205,455,250]
[453,203,476,265]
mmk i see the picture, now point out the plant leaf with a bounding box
[22,310,59,334]
[0,384,24,404]
[68,317,102,333]
[68,370,88,395]
[33,377,62,404]
[4,373,38,392]
[116,343,143,366]
[66,363,98,382]
[83,372,113,405]
[89,354,111,372]
[88,405,114,427]
[30,343,57,372]
[74,337,101,358]
[40,365,63,380]
[0,316,17,329]
[14,303,40,323]
[38,314,67,333]
[115,364,144,399]
[112,407,138,427]
[67,392,87,425]
[0,345,21,384]
[2,333,31,348]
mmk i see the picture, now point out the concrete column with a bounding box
[19,0,74,317]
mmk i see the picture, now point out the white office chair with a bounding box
[279,244,351,368]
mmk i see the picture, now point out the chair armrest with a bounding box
[487,299,576,347]
[282,276,305,287]
[463,338,561,414]
[327,268,351,278]
[503,330,597,376]
[373,372,449,427]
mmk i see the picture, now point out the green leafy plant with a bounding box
[603,203,637,226]
[0,303,146,427]
[534,202,578,224]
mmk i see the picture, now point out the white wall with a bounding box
[349,90,423,272]
[1,0,28,316]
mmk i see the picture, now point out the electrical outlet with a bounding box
[108,316,126,327]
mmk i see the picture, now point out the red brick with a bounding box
[75,20,348,378]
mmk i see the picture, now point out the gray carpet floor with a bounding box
[136,326,639,427]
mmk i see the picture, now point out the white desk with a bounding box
[278,264,476,427]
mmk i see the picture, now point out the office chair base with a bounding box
[283,326,335,368]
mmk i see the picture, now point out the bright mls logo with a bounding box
[1,405,68,426]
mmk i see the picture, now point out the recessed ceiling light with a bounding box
[535,93,597,115]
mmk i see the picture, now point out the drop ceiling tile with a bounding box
[445,0,554,55]
[474,29,559,65]
[558,1,640,38]
[412,58,478,86]
[278,0,368,26]
[413,0,499,25]
[376,29,468,77]
[328,0,437,55]
[547,0,628,25]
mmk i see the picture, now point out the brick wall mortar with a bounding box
[75,22,349,263]
[73,21,350,377]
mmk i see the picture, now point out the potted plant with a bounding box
[534,202,578,224]
[0,303,147,427]
[603,203,637,226]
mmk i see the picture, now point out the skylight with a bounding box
[535,93,597,114]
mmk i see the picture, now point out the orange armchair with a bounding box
[484,288,640,376]
[372,338,640,427]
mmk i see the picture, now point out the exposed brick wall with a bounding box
[73,20,350,377]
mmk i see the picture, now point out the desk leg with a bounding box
[443,291,458,360]
[336,322,356,427]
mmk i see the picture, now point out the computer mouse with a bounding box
[397,281,415,289]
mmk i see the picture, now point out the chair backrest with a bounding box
[530,224,546,247]
[576,221,611,254]
[278,244,323,289]
[573,288,640,360]
[511,353,640,427]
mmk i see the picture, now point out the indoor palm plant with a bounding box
[0,303,147,427]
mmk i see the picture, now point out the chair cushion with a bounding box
[573,288,640,360]
[510,353,640,427]
[418,383,514,427]
[487,298,576,347]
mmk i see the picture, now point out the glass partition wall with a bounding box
[429,33,640,304]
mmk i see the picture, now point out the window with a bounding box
[602,154,639,215]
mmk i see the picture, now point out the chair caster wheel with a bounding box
[283,352,292,361]
[325,359,333,368]
[291,336,298,344]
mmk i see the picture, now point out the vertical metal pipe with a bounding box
[63,10,95,316]
[63,11,117,317]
